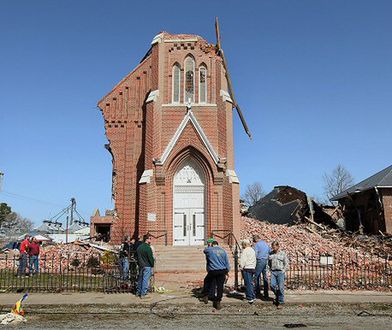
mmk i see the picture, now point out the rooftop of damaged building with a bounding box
[248,185,308,225]
[332,164,392,201]
[248,185,337,227]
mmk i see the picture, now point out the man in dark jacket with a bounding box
[119,236,132,280]
[136,234,154,298]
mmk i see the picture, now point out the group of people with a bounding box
[119,234,154,298]
[18,235,41,276]
[118,233,288,307]
[240,235,289,308]
[202,235,289,309]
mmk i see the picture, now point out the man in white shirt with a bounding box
[240,239,256,304]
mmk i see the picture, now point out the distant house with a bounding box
[331,165,392,235]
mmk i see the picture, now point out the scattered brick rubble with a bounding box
[241,216,392,261]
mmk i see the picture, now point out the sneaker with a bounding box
[277,304,283,309]
[213,301,222,310]
[202,295,209,304]
[140,294,151,299]
[247,299,256,304]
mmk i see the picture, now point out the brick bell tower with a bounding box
[95,32,241,245]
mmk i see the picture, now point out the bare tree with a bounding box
[242,182,265,206]
[323,164,354,202]
[1,211,33,237]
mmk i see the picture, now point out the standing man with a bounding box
[28,237,40,275]
[253,235,271,299]
[17,235,30,276]
[202,240,230,310]
[240,239,256,304]
[268,241,289,308]
[119,236,131,280]
[136,233,154,298]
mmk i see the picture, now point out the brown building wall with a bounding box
[95,32,240,244]
[382,188,392,234]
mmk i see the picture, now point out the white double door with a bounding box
[173,161,205,246]
[173,208,205,246]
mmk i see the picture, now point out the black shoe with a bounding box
[213,301,222,310]
[202,295,208,304]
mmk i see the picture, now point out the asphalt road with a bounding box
[12,303,392,329]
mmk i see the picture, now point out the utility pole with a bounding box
[70,197,76,226]
[65,216,69,244]
[0,172,4,192]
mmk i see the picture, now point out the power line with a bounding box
[0,190,64,207]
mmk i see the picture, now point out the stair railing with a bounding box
[146,230,168,246]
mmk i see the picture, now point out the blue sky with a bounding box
[0,0,391,225]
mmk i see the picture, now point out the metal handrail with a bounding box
[146,230,168,246]
[211,229,241,250]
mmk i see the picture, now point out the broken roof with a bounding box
[248,186,308,225]
[332,164,392,200]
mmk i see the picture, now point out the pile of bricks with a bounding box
[0,242,104,272]
[240,216,367,266]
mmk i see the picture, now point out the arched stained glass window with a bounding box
[184,56,195,103]
[172,63,181,103]
[199,66,207,103]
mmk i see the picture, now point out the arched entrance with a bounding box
[173,159,205,246]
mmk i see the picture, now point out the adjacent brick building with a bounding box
[332,165,392,234]
[91,32,241,245]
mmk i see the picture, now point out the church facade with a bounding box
[93,32,240,245]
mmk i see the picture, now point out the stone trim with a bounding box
[226,169,240,184]
[162,103,217,108]
[146,90,159,103]
[220,90,233,104]
[139,169,154,184]
[154,109,220,166]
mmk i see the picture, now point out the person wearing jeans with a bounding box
[240,239,256,304]
[119,236,132,280]
[137,266,152,296]
[136,234,154,298]
[270,270,285,305]
[28,237,40,275]
[253,235,271,299]
[17,235,30,276]
[268,241,289,308]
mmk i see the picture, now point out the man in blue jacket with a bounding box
[201,240,230,310]
[253,235,271,299]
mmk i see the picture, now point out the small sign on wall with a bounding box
[147,213,157,222]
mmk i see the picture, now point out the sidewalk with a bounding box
[1,290,391,309]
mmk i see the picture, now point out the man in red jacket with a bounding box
[18,235,30,276]
[28,237,40,275]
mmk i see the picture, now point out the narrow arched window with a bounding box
[172,63,181,103]
[199,65,207,103]
[184,56,195,103]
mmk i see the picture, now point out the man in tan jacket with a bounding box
[240,239,256,304]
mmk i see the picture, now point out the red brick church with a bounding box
[91,32,241,245]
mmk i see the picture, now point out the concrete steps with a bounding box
[153,245,233,273]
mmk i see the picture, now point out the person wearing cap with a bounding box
[240,239,257,304]
[201,240,230,310]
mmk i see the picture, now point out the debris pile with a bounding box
[240,216,360,258]
[0,241,115,272]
